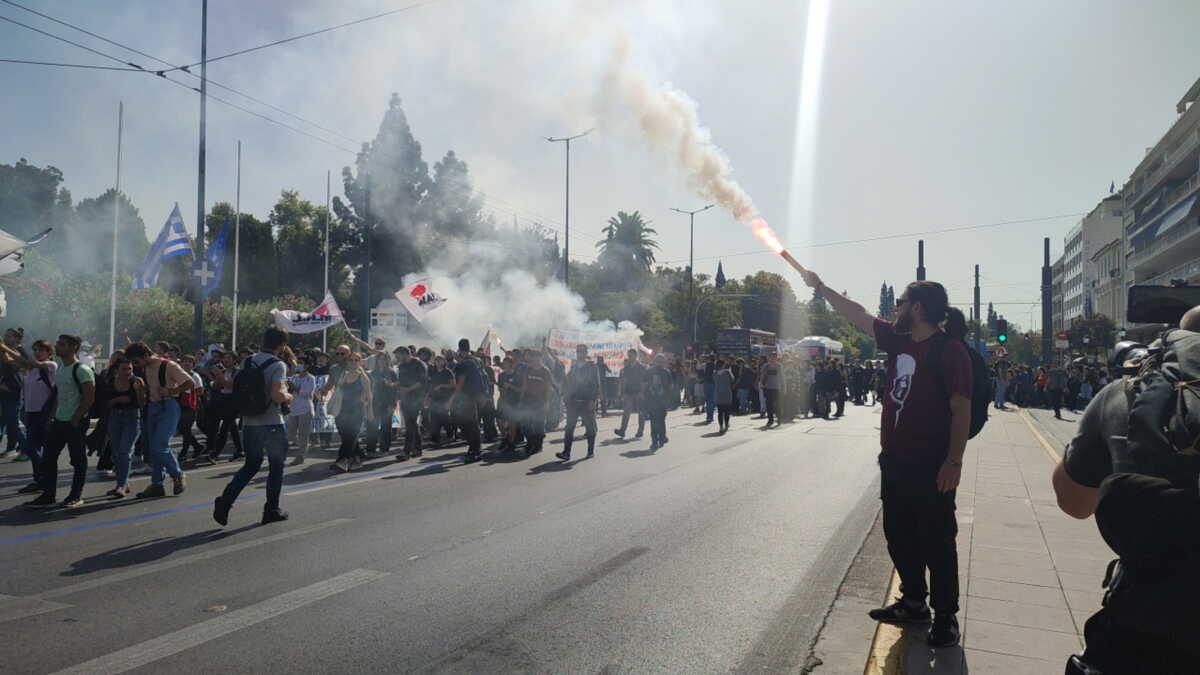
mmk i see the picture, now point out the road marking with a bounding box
[35,518,351,601]
[1018,408,1063,463]
[863,571,905,675]
[284,457,462,496]
[50,568,389,675]
[0,594,70,622]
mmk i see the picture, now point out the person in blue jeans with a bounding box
[214,327,294,526]
[0,328,28,457]
[103,356,145,497]
[125,342,192,499]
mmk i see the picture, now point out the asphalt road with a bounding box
[0,403,885,674]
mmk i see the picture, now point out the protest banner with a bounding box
[272,293,344,334]
[546,328,644,374]
[396,277,447,323]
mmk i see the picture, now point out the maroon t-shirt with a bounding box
[874,318,973,464]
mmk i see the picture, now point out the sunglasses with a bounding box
[895,298,910,307]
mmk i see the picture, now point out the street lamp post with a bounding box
[693,293,757,346]
[546,129,592,288]
[671,203,714,347]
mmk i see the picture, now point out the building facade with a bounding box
[1091,238,1124,326]
[1061,194,1125,327]
[1051,256,1065,334]
[1123,77,1200,309]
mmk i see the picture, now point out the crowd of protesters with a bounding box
[988,359,1113,418]
[0,322,893,522]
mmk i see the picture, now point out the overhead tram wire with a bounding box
[156,0,445,74]
[1,0,361,145]
[659,212,1087,265]
[0,57,140,71]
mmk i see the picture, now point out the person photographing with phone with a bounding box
[795,265,976,649]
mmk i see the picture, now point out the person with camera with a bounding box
[213,327,294,526]
[1053,307,1200,673]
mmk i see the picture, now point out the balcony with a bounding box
[1129,128,1200,205]
[1130,218,1200,269]
[1144,258,1200,286]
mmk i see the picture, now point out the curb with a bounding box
[862,571,904,675]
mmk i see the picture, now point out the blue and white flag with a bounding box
[194,216,230,298]
[133,204,192,289]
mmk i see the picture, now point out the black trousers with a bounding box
[520,406,545,453]
[364,412,393,454]
[618,395,645,436]
[479,397,498,442]
[562,400,597,456]
[454,400,481,455]
[335,413,362,461]
[879,454,960,616]
[763,388,779,423]
[648,405,667,444]
[210,411,243,457]
[40,419,87,500]
[400,399,422,454]
[1071,606,1200,674]
[178,407,203,457]
[717,403,733,429]
[1049,388,1064,417]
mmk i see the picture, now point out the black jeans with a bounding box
[400,399,422,454]
[454,399,481,455]
[1049,388,1064,417]
[562,400,597,456]
[648,405,667,444]
[879,453,960,616]
[210,412,243,457]
[336,412,362,461]
[718,403,733,429]
[178,407,203,457]
[479,397,498,442]
[764,388,779,424]
[364,411,393,454]
[520,405,545,453]
[40,419,87,500]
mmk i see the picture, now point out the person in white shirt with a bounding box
[287,356,317,464]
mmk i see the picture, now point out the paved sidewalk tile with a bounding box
[892,408,1110,674]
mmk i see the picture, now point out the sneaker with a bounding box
[261,508,289,525]
[103,470,117,479]
[614,429,625,438]
[136,483,167,499]
[18,482,41,494]
[105,488,126,499]
[291,456,306,466]
[927,614,960,648]
[213,496,231,526]
[868,598,932,625]
[24,493,56,508]
[463,452,481,463]
[173,474,187,495]
[332,459,350,473]
[61,496,84,509]
[14,452,27,461]
[634,432,643,439]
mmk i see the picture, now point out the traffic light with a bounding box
[996,318,1008,344]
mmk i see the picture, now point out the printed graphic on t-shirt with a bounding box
[888,353,917,428]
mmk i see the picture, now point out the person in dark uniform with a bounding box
[448,338,485,462]
[615,349,646,438]
[556,343,601,462]
[519,350,553,455]
[394,347,427,460]
[644,354,673,449]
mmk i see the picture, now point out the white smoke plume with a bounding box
[595,34,759,223]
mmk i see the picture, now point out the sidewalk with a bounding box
[864,407,1114,674]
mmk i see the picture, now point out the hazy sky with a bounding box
[3,0,1199,332]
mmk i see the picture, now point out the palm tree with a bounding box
[596,211,659,279]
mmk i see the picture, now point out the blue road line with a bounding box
[0,457,461,547]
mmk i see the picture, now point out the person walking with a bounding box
[556,343,601,462]
[286,355,316,465]
[394,347,427,459]
[24,334,95,508]
[614,349,645,439]
[645,354,673,450]
[796,267,972,650]
[125,342,191,499]
[1047,364,1067,419]
[448,339,485,463]
[176,354,205,461]
[714,358,735,433]
[1,339,56,493]
[206,351,244,462]
[103,356,145,497]
[519,349,553,455]
[0,327,28,458]
[214,327,295,525]
[364,352,398,457]
[332,352,372,472]
[759,353,782,427]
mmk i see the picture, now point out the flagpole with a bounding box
[192,0,208,349]
[108,101,123,357]
[323,169,330,352]
[232,140,241,350]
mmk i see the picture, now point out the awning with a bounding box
[1130,194,1198,249]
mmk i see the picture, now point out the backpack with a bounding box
[70,363,97,420]
[927,334,990,439]
[232,356,279,416]
[1120,329,1200,480]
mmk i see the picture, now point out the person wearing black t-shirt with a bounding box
[615,349,646,438]
[0,327,28,457]
[427,357,455,446]
[644,355,673,449]
[448,338,484,462]
[556,344,601,462]
[394,347,428,459]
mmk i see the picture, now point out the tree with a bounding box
[203,202,277,302]
[427,150,489,237]
[596,210,659,289]
[0,159,73,243]
[1069,314,1118,353]
[71,189,149,279]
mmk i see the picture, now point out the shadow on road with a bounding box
[620,447,659,459]
[61,524,256,576]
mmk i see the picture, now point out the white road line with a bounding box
[35,518,352,601]
[51,568,389,675]
[0,594,70,622]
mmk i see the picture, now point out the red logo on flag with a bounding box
[410,284,427,298]
[312,303,330,316]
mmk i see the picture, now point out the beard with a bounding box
[894,312,912,334]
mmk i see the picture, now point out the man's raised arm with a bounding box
[794,267,878,334]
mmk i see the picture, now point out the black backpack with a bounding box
[927,333,990,439]
[231,356,279,416]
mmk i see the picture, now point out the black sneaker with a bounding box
[213,496,231,527]
[136,483,167,499]
[614,429,625,438]
[927,614,960,648]
[18,482,41,494]
[25,493,56,508]
[868,598,932,624]
[261,508,289,525]
[555,450,570,462]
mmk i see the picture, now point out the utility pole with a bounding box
[322,169,330,352]
[546,129,592,288]
[108,102,122,357]
[670,204,714,348]
[192,0,208,349]
[362,183,372,342]
[974,264,982,355]
[1041,237,1053,365]
[917,240,926,281]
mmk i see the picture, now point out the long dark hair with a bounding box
[905,281,950,324]
[943,307,968,341]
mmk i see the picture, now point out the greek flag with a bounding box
[194,216,230,298]
[133,203,193,289]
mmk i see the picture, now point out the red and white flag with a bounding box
[396,277,447,323]
[272,292,345,334]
